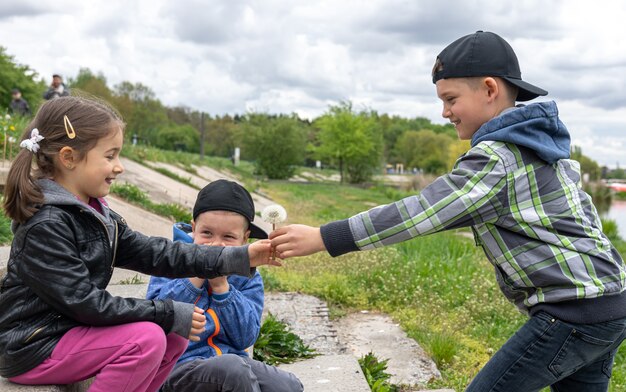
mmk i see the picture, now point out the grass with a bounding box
[118,273,145,285]
[253,313,317,365]
[121,144,256,180]
[109,182,192,222]
[150,166,200,190]
[0,198,12,245]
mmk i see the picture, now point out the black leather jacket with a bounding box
[0,181,251,378]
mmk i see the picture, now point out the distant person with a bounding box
[42,74,70,100]
[9,89,30,116]
[148,180,303,392]
[270,31,626,391]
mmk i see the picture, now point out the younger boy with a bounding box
[270,31,626,391]
[148,180,303,392]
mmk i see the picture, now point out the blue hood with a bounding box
[471,101,570,164]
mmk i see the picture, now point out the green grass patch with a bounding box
[150,166,199,190]
[614,191,626,201]
[253,313,316,365]
[121,144,256,181]
[118,273,145,285]
[0,204,13,245]
[110,183,192,222]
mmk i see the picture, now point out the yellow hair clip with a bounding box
[63,115,76,139]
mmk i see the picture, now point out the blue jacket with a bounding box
[147,223,264,362]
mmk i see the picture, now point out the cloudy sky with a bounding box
[1,0,625,167]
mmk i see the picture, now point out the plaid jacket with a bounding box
[321,103,626,323]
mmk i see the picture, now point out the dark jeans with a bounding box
[467,311,626,392]
[161,354,303,392]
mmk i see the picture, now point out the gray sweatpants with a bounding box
[161,354,304,392]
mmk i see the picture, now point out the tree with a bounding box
[241,113,306,179]
[394,129,453,175]
[68,68,113,102]
[154,124,200,152]
[313,102,383,183]
[446,139,471,170]
[571,145,601,181]
[113,82,168,144]
[205,115,239,158]
[0,47,45,114]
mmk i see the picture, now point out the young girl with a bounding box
[0,96,277,392]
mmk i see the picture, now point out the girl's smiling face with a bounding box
[59,126,124,203]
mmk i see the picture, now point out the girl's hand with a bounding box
[188,306,206,342]
[248,239,282,267]
[269,224,326,258]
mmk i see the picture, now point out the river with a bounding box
[605,199,626,240]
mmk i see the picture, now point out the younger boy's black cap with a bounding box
[193,179,268,239]
[432,31,548,101]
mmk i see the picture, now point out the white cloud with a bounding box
[1,0,625,167]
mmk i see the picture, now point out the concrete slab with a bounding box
[106,283,149,298]
[264,292,345,355]
[0,378,62,392]
[106,196,173,238]
[117,158,198,208]
[278,354,370,392]
[0,248,8,279]
[335,312,441,386]
[0,377,92,392]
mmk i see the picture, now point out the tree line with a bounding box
[1,47,609,183]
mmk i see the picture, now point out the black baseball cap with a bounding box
[432,31,547,101]
[193,179,267,239]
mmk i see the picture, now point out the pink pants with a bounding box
[9,322,188,392]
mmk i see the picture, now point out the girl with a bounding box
[0,96,277,392]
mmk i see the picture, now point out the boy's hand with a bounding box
[188,306,206,342]
[208,276,229,294]
[269,224,326,258]
[248,239,282,267]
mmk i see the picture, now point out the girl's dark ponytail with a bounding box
[3,145,44,223]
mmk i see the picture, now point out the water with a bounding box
[605,200,626,240]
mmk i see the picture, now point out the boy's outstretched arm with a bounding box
[269,224,327,258]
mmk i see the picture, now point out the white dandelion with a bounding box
[262,204,287,263]
[261,204,287,226]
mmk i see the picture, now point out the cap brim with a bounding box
[503,77,548,101]
[249,222,268,239]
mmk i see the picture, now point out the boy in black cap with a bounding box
[148,180,303,392]
[270,31,626,391]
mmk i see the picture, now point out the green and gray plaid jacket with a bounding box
[321,102,626,323]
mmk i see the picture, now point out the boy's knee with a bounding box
[274,371,304,392]
[219,354,251,377]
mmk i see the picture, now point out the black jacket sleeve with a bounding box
[114,217,254,279]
